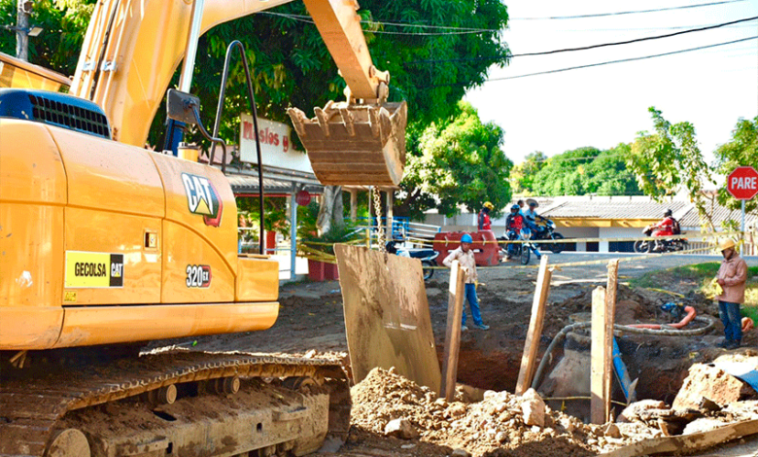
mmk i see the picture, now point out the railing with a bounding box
[356,216,441,241]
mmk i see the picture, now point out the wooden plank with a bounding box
[597,419,758,457]
[334,245,441,394]
[605,259,620,419]
[515,255,552,395]
[441,261,465,400]
[591,286,610,424]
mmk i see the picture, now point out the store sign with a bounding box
[239,114,313,174]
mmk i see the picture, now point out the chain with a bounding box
[372,187,386,252]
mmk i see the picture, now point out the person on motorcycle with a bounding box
[524,201,541,233]
[478,202,494,231]
[652,209,676,251]
[517,200,526,215]
[505,204,524,259]
[443,233,489,331]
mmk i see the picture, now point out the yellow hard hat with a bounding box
[484,202,494,210]
[719,238,736,251]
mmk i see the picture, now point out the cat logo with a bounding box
[181,173,223,227]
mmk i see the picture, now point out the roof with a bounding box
[222,166,324,196]
[533,195,757,229]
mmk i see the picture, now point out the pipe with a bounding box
[531,314,716,390]
[628,306,696,330]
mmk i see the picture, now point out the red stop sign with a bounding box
[295,190,311,206]
[727,166,758,200]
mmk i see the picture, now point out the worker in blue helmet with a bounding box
[442,233,489,331]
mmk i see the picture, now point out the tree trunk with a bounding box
[16,0,29,61]
[317,185,344,235]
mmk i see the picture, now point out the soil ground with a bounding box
[159,252,758,456]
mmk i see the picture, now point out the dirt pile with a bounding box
[349,368,667,456]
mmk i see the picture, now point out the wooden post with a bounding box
[515,255,552,395]
[441,260,465,400]
[591,286,613,424]
[386,189,394,239]
[349,189,357,222]
[605,259,620,414]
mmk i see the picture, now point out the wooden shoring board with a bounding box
[441,261,465,400]
[515,255,552,395]
[591,286,612,424]
[605,259,620,418]
[334,244,441,394]
[597,419,758,457]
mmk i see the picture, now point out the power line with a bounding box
[427,36,757,86]
[514,0,747,20]
[405,16,757,65]
[261,0,749,36]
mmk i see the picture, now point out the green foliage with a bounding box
[237,197,290,238]
[0,0,95,76]
[397,101,512,218]
[297,202,359,255]
[715,116,758,214]
[527,145,640,197]
[628,107,714,228]
[511,151,547,194]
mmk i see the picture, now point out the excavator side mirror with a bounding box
[166,89,201,125]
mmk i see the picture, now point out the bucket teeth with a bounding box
[287,100,407,187]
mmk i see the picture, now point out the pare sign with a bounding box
[727,166,758,201]
[239,114,313,174]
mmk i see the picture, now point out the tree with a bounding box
[531,147,599,196]
[0,0,95,75]
[512,151,547,194]
[715,116,758,214]
[628,107,715,228]
[396,102,512,218]
[582,144,641,196]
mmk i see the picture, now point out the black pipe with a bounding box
[211,41,265,255]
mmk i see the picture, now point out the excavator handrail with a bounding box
[210,40,265,255]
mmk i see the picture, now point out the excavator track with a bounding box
[0,350,349,457]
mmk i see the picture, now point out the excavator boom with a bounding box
[67,0,407,186]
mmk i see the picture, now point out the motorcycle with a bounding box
[500,227,538,265]
[386,240,440,280]
[531,216,565,253]
[634,225,688,253]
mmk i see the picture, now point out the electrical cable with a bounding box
[427,36,757,86]
[404,16,756,65]
[516,0,747,20]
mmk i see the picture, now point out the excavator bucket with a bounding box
[288,100,407,186]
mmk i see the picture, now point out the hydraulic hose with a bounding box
[530,314,716,390]
[627,306,696,330]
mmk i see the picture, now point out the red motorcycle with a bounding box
[634,225,688,253]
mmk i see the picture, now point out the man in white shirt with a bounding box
[443,233,489,331]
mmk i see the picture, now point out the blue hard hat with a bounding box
[461,234,473,243]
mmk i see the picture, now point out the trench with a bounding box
[427,282,725,422]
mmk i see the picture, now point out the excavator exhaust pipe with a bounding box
[288,100,407,187]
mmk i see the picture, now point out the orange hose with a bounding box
[628,306,696,330]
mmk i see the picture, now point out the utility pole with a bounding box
[15,0,31,61]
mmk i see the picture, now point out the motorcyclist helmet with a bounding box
[483,201,494,210]
[460,233,473,244]
[664,209,673,217]
[510,204,519,212]
[529,201,538,208]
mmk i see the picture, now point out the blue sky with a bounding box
[465,0,758,168]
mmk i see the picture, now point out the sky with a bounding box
[464,0,758,168]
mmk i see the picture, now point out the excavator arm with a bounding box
[69,0,406,186]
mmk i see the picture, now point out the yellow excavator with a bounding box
[0,1,406,456]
